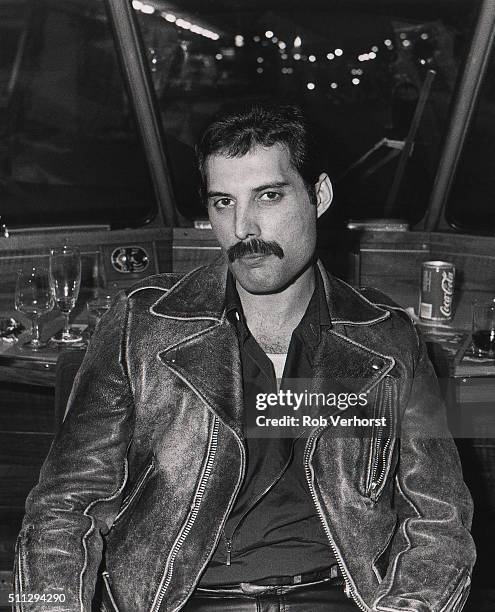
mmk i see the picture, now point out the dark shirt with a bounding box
[199,267,336,587]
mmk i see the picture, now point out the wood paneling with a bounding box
[0,227,174,311]
[357,230,495,328]
[0,382,54,570]
[430,234,495,293]
[0,434,53,467]
[172,228,221,272]
[0,384,54,433]
[0,462,49,510]
[0,363,56,388]
[0,510,22,571]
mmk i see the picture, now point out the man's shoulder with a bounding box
[349,284,414,327]
[122,264,224,317]
[357,286,409,318]
[324,272,419,354]
[348,284,420,360]
[322,268,412,328]
[125,271,190,298]
[121,271,191,314]
[120,260,227,321]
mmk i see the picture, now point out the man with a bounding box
[15,104,475,611]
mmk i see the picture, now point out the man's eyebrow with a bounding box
[206,182,290,199]
[252,181,290,192]
[207,190,232,198]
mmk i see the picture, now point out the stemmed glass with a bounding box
[49,245,82,343]
[14,263,55,350]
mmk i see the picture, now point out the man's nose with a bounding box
[234,203,260,240]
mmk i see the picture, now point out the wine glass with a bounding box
[49,245,82,343]
[472,299,495,358]
[14,263,55,350]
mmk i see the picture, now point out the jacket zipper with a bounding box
[440,571,471,612]
[113,457,155,524]
[150,416,220,612]
[224,438,297,565]
[15,536,25,612]
[367,377,394,500]
[304,427,369,612]
[179,427,246,607]
[102,571,120,612]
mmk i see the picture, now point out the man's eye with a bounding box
[213,198,234,208]
[259,191,281,202]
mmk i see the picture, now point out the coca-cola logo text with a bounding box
[440,271,454,317]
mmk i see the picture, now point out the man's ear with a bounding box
[314,173,333,218]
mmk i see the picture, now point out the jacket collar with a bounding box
[150,258,390,327]
[150,260,228,321]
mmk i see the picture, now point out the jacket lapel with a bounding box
[313,262,395,406]
[153,261,245,436]
[312,329,394,399]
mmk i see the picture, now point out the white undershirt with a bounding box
[266,353,287,388]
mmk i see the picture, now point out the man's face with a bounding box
[206,144,319,294]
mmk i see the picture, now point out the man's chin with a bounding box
[235,279,284,295]
[229,260,287,294]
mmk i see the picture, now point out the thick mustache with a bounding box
[227,239,285,263]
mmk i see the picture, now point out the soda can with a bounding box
[419,261,456,322]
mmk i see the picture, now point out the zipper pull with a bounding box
[368,480,379,502]
[226,539,232,566]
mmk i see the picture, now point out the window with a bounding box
[446,34,495,233]
[133,0,479,226]
[0,0,156,229]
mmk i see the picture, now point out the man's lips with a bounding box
[233,252,274,266]
[240,253,268,259]
[235,252,273,262]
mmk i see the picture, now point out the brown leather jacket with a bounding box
[14,260,475,612]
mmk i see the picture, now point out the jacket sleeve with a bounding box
[14,291,134,612]
[373,329,476,612]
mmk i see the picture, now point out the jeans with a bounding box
[181,579,359,611]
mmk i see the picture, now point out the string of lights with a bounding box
[132,1,220,40]
[131,4,431,94]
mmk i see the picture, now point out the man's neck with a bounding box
[236,265,315,343]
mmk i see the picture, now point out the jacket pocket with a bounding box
[112,455,155,526]
[365,376,397,501]
[372,517,399,583]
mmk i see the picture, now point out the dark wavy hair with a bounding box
[196,102,321,205]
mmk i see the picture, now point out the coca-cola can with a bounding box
[419,261,456,322]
